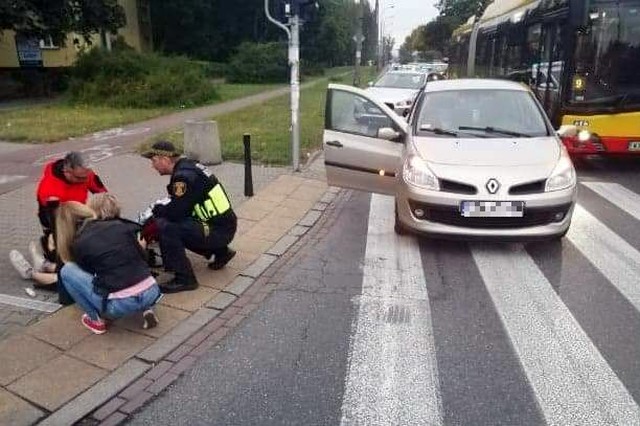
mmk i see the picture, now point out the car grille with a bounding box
[408,201,572,229]
[439,179,477,195]
[509,180,546,195]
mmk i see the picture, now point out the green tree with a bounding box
[0,0,125,44]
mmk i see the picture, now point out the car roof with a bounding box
[424,78,528,92]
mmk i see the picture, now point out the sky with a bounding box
[378,0,440,48]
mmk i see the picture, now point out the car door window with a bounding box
[328,90,394,138]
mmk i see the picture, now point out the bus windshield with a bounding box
[571,0,640,108]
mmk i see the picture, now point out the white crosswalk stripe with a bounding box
[340,194,442,426]
[471,243,640,425]
[342,182,640,425]
[0,174,27,185]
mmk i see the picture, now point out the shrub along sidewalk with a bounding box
[147,66,377,166]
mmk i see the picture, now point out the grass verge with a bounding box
[146,67,377,166]
[0,83,285,143]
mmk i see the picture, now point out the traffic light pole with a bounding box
[264,0,301,172]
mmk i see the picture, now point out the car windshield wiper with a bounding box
[458,126,533,138]
[419,126,458,137]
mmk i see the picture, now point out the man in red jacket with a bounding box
[10,151,108,287]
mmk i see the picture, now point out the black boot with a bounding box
[208,248,236,270]
[159,274,198,294]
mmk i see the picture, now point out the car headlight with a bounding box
[545,148,576,192]
[403,155,439,190]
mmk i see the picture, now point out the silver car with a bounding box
[324,79,579,240]
[366,71,426,116]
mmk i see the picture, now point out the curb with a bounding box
[42,185,341,426]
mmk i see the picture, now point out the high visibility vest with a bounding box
[193,184,231,221]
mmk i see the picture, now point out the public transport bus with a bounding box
[451,0,640,156]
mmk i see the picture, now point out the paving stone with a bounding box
[159,286,219,313]
[320,191,337,203]
[224,276,255,296]
[235,199,280,221]
[143,360,174,381]
[136,308,219,363]
[241,254,278,279]
[113,304,190,339]
[299,210,323,227]
[199,266,241,290]
[9,355,106,411]
[118,377,153,400]
[190,327,230,357]
[169,355,197,375]
[146,372,180,396]
[227,250,261,271]
[232,235,275,255]
[289,185,327,202]
[0,388,44,426]
[38,359,149,426]
[206,292,237,310]
[288,225,310,237]
[68,328,154,371]
[166,343,195,362]
[98,412,127,426]
[266,235,299,256]
[312,201,329,211]
[25,305,91,350]
[0,334,61,386]
[92,397,127,421]
[218,306,242,320]
[119,391,154,414]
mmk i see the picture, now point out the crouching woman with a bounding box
[57,194,161,334]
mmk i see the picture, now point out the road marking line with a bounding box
[569,205,640,313]
[340,194,442,425]
[582,182,640,219]
[471,244,640,425]
[0,175,27,185]
[0,293,61,313]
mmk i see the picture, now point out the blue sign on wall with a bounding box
[15,34,43,67]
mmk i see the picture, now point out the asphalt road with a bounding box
[127,157,640,425]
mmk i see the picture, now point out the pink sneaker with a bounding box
[81,314,106,335]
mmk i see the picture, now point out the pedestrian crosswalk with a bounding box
[341,182,640,425]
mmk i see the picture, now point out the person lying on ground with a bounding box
[57,194,161,335]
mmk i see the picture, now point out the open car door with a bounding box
[324,84,409,196]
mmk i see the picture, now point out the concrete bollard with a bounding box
[184,120,222,165]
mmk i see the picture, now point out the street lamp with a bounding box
[378,3,395,68]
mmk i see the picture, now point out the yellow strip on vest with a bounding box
[209,185,230,213]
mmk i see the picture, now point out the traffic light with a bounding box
[290,0,319,21]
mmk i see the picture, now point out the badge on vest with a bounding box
[174,181,187,197]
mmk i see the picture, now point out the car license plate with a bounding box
[460,201,524,217]
[628,141,640,151]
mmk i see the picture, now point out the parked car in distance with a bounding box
[366,71,426,116]
[323,79,579,241]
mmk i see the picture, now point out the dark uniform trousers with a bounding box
[156,214,237,280]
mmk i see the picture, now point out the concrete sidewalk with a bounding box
[0,153,334,425]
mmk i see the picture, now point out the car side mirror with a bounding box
[557,124,578,138]
[378,127,401,141]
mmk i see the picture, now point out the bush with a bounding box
[68,48,218,108]
[226,42,288,84]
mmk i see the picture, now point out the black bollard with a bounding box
[243,133,254,197]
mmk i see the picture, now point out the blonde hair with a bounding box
[55,201,95,263]
[88,193,121,220]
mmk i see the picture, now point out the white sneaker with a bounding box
[28,241,46,272]
[142,309,159,329]
[10,250,33,280]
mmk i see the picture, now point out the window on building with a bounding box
[39,35,59,49]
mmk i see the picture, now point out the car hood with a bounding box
[413,136,560,168]
[366,87,418,104]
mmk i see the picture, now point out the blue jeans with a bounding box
[60,263,161,321]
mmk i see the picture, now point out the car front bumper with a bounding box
[396,180,577,240]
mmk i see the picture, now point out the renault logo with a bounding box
[486,178,500,194]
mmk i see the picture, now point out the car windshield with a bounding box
[375,73,425,89]
[416,89,550,138]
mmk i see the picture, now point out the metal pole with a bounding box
[290,14,301,172]
[243,133,254,197]
[354,3,364,87]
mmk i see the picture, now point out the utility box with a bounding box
[184,120,222,165]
